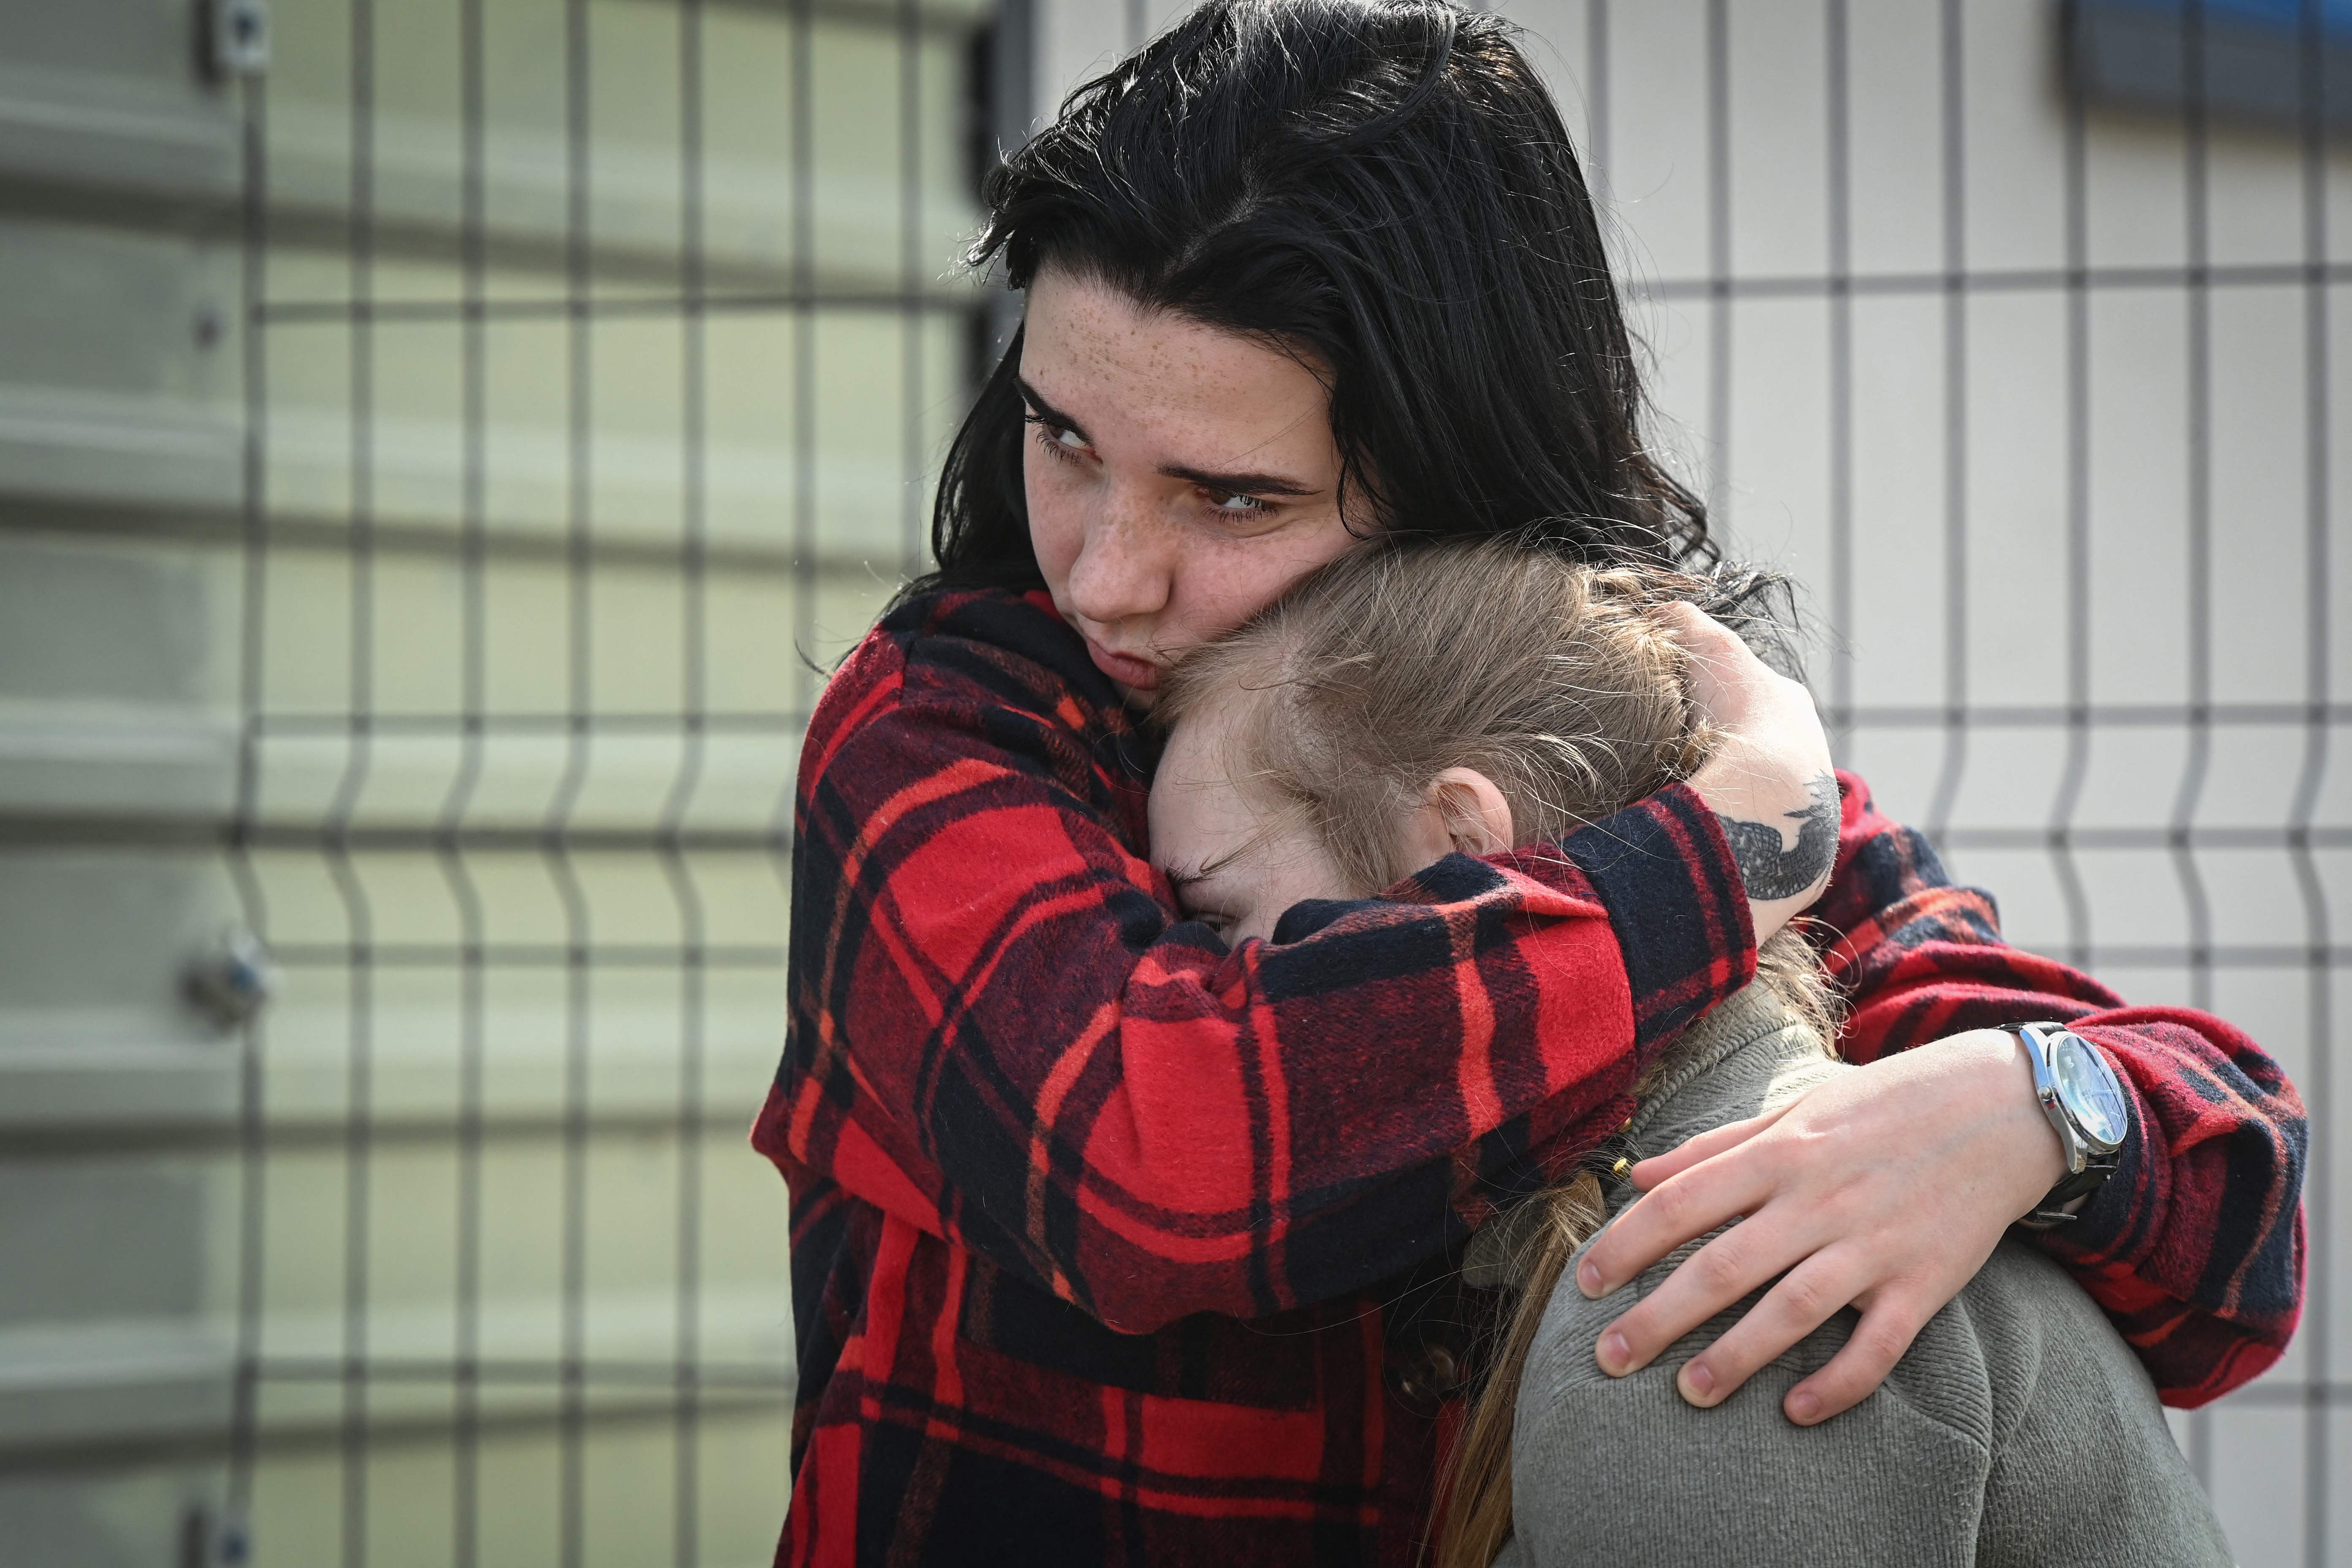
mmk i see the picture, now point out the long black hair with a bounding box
[913,0,1712,601]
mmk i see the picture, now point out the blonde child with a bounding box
[1149,538,2230,1568]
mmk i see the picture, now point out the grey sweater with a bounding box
[1485,985,2233,1568]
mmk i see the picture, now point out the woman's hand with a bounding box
[1660,602,1837,944]
[1573,1027,2070,1423]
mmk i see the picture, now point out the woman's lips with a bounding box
[1085,637,1162,690]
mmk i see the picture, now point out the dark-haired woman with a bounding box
[754,4,2304,1564]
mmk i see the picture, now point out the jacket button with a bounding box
[1387,1343,1463,1411]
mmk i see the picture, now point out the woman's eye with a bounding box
[1024,414,1090,463]
[1201,489,1274,519]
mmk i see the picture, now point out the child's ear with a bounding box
[1426,768,1515,856]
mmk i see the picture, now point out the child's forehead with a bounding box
[1154,697,1252,795]
[1157,653,1282,773]
[1146,697,1294,880]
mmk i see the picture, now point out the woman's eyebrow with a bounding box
[1158,460,1320,499]
[1015,376,1087,440]
[1017,375,1318,499]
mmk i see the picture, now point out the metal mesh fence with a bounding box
[1497,0,2341,1559]
[211,0,988,1561]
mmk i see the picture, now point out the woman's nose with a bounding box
[1063,500,1172,628]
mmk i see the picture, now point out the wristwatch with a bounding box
[2013,1022,2130,1228]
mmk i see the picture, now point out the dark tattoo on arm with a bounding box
[1716,773,1840,901]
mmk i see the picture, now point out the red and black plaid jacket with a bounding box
[755,587,2305,1568]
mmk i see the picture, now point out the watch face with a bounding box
[2052,1035,2128,1149]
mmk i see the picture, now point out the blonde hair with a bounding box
[1161,538,1706,895]
[1159,536,1834,1568]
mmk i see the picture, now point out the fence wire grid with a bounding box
[207,0,988,1561]
[1536,1,2342,1561]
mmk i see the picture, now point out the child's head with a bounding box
[1152,537,1829,1568]
[1150,537,1712,944]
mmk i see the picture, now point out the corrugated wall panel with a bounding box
[0,0,994,1563]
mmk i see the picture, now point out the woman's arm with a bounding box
[1821,787,2306,1403]
[1570,771,2306,1417]
[1658,603,1839,945]
[757,591,1765,1333]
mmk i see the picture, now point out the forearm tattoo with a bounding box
[1715,772,1840,901]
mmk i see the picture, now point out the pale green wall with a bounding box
[0,1,989,1563]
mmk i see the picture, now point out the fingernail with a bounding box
[1576,1259,1605,1298]
[1598,1331,1630,1375]
[1787,1390,1820,1424]
[1681,1362,1715,1405]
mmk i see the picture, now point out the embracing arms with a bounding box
[1571,771,2306,1413]
[764,591,2302,1400]
[759,591,1773,1331]
[1823,797,2305,1403]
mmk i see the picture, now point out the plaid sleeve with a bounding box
[1814,770,2307,1406]
[758,591,1755,1333]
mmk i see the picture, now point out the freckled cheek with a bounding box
[1150,549,1228,654]
[1158,532,1252,616]
[1024,453,1083,589]
[1206,512,1353,629]
[1168,549,1302,651]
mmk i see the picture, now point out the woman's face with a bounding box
[1019,266,1361,706]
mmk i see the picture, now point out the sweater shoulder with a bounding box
[1523,1228,1998,1454]
[1510,1242,1993,1567]
[1512,1236,2227,1565]
[1963,1245,2233,1564]
[1521,1232,2156,1445]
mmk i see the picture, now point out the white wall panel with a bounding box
[1024,3,2351,1559]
